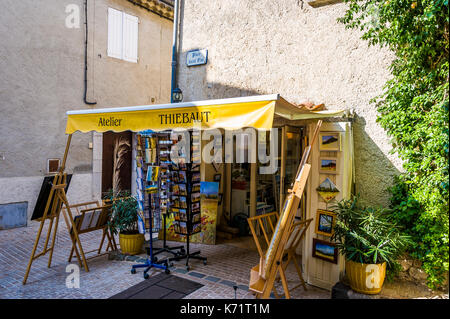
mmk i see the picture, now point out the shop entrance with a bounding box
[227,125,305,225]
[102,131,132,195]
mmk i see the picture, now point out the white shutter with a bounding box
[122,13,139,63]
[107,8,123,59]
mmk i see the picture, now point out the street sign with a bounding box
[186,49,208,66]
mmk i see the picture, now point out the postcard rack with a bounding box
[151,132,186,258]
[131,132,172,278]
[169,130,207,270]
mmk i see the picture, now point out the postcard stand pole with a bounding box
[23,134,89,284]
[131,197,170,277]
[153,133,185,258]
[131,132,170,278]
[168,130,207,271]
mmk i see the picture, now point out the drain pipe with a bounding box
[170,0,180,103]
[84,0,96,105]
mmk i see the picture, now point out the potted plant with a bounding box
[331,196,410,294]
[106,190,144,255]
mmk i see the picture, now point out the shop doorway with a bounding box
[102,131,132,196]
[227,125,305,222]
[278,125,304,213]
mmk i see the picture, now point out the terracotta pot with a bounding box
[345,260,386,294]
[119,233,144,255]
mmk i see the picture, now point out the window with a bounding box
[107,8,139,63]
[47,159,60,173]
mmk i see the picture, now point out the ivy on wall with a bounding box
[339,0,449,288]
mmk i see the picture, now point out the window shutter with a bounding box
[107,8,123,59]
[122,13,139,63]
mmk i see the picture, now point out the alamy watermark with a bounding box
[66,264,80,288]
[365,264,381,289]
[65,4,80,29]
[169,127,279,174]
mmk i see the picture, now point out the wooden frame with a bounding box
[247,121,322,299]
[278,218,313,293]
[23,135,90,285]
[319,156,338,174]
[319,132,340,151]
[312,238,338,264]
[314,209,336,237]
[247,213,313,297]
[63,202,117,264]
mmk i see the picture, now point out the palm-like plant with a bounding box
[330,196,410,266]
[105,190,139,235]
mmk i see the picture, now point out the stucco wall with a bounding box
[177,0,402,206]
[0,0,172,218]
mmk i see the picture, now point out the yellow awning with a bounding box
[65,94,347,134]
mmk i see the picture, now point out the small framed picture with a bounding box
[312,238,338,264]
[315,209,336,237]
[319,132,340,151]
[212,160,222,172]
[319,157,338,174]
[214,173,221,182]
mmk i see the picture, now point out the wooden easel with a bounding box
[23,134,89,285]
[249,163,311,299]
[277,218,312,293]
[248,121,322,298]
[64,202,117,265]
[248,213,313,296]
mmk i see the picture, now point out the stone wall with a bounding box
[177,0,402,206]
[0,0,172,219]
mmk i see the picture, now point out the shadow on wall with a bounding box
[352,114,400,206]
[177,53,400,207]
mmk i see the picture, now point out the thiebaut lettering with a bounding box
[159,111,211,125]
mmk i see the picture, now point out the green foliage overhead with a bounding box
[339,0,449,288]
[331,196,410,267]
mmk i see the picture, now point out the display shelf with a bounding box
[168,130,207,270]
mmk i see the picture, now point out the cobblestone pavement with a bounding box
[0,219,329,299]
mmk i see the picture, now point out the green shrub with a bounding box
[104,190,139,235]
[339,0,449,289]
[389,176,449,288]
[331,196,410,270]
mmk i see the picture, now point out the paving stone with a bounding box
[237,284,248,291]
[0,219,329,299]
[219,279,237,287]
[173,268,188,274]
[188,271,206,279]
[205,276,221,283]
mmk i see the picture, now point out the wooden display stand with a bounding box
[23,135,89,285]
[248,121,322,298]
[248,163,311,299]
[248,212,312,297]
[64,202,117,264]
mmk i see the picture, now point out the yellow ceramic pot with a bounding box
[119,233,144,255]
[345,260,386,294]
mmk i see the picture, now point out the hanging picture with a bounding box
[319,157,338,174]
[312,238,338,264]
[315,209,336,237]
[316,177,340,202]
[319,132,340,151]
[212,160,222,172]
